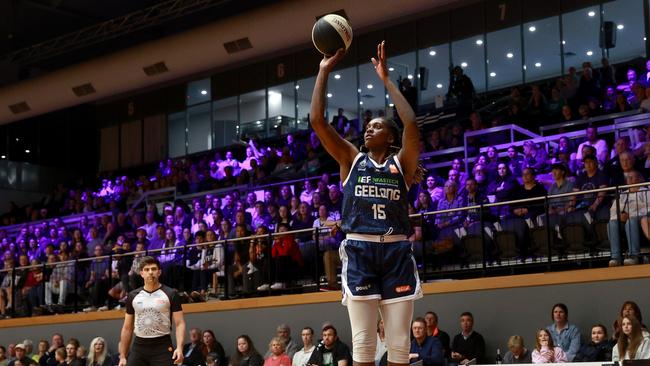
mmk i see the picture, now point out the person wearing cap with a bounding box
[8,344,36,366]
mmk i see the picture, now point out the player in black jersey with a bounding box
[119,256,186,366]
[311,42,423,366]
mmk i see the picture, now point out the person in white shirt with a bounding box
[612,316,650,361]
[576,126,608,164]
[292,327,315,366]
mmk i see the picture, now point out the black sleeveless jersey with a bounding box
[341,153,411,235]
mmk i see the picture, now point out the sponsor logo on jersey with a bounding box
[395,285,411,293]
[389,164,398,174]
[358,160,367,171]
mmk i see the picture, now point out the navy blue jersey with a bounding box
[341,153,411,235]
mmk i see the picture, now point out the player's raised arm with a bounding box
[372,41,420,186]
[310,49,359,179]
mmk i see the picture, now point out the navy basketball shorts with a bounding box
[340,235,422,305]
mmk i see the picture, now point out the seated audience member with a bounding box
[607,147,637,187]
[506,168,547,254]
[9,343,36,366]
[450,312,486,365]
[488,163,520,219]
[503,335,531,364]
[607,171,648,266]
[424,176,444,206]
[183,328,207,366]
[268,223,303,290]
[230,335,264,366]
[505,147,524,181]
[545,303,581,361]
[522,141,547,173]
[86,337,110,366]
[532,329,567,364]
[547,163,574,218]
[425,311,451,358]
[576,126,608,164]
[613,301,647,340]
[203,330,226,366]
[270,324,301,360]
[307,325,351,366]
[573,324,615,362]
[44,252,73,309]
[434,181,464,250]
[568,154,609,230]
[63,342,82,366]
[409,317,444,366]
[612,316,650,361]
[247,227,271,292]
[375,320,387,366]
[292,327,315,366]
[264,337,291,366]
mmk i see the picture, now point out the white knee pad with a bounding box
[347,299,379,362]
[381,301,414,364]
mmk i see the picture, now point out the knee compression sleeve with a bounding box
[347,299,379,362]
[380,300,414,364]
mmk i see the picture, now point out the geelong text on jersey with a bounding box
[354,185,401,200]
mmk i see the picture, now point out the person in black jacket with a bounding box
[307,325,351,366]
[450,312,485,365]
[182,328,207,366]
[425,312,451,359]
[573,324,615,362]
[229,335,263,366]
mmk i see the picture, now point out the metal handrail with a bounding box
[539,110,641,135]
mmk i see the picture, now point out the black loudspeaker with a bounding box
[419,66,429,90]
[600,21,617,49]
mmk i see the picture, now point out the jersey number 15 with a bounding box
[372,204,386,220]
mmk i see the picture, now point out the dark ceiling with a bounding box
[0,0,278,85]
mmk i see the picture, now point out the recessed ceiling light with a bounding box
[1,155,5,159]
[534,62,542,68]
[617,24,624,30]
[506,52,514,59]
[460,62,468,68]
[385,94,389,99]
[588,11,596,17]
[389,103,395,107]
[586,50,593,56]
[489,72,496,77]
[334,74,341,79]
[357,88,362,93]
[256,121,261,124]
[295,85,300,90]
[25,149,30,153]
[562,40,566,45]
[429,50,436,56]
[367,84,373,89]
[388,67,395,71]
[326,93,333,98]
[475,39,483,45]
[359,101,364,105]
[200,90,207,95]
[407,74,413,79]
[436,83,443,89]
[528,26,536,32]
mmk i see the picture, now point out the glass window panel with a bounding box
[386,52,417,115]
[524,16,562,82]
[562,7,601,71]
[486,26,523,90]
[239,89,267,139]
[168,111,186,158]
[296,76,315,131]
[604,0,646,63]
[213,97,238,148]
[187,103,212,154]
[359,61,386,126]
[186,78,211,106]
[327,66,359,131]
[268,82,296,136]
[418,44,450,107]
[452,35,486,93]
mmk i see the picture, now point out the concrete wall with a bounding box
[2,277,649,362]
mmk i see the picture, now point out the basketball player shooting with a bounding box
[310,41,423,366]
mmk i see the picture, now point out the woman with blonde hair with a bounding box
[86,337,110,366]
[263,337,291,366]
[532,329,567,363]
[613,316,650,361]
[503,335,531,364]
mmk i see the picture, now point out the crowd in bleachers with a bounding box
[0,301,649,365]
[2,58,650,318]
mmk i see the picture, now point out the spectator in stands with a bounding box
[630,82,646,109]
[559,105,574,123]
[488,163,520,219]
[546,87,566,120]
[0,346,6,366]
[451,159,468,189]
[9,344,35,366]
[327,185,342,220]
[63,342,82,366]
[546,163,573,227]
[612,316,650,361]
[202,330,226,366]
[182,328,207,366]
[292,327,315,366]
[460,177,489,237]
[409,317,444,366]
[573,324,614,362]
[545,303,581,361]
[505,146,524,178]
[607,171,647,267]
[230,335,263,366]
[264,337,291,366]
[640,87,650,112]
[300,181,315,205]
[569,154,609,230]
[613,301,646,341]
[331,108,349,135]
[307,325,351,366]
[248,226,271,292]
[448,66,475,116]
[375,320,387,366]
[522,141,547,173]
[83,245,110,312]
[506,168,547,255]
[435,181,463,248]
[86,337,110,366]
[614,91,632,113]
[599,58,616,88]
[531,329,567,364]
[425,311,450,358]
[415,191,436,216]
[44,252,72,310]
[577,68,600,105]
[426,130,446,152]
[252,202,270,231]
[503,335,531,364]
[269,223,303,290]
[451,312,485,365]
[527,85,547,128]
[425,175,444,204]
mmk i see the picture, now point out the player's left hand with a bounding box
[371,41,389,83]
[172,348,184,365]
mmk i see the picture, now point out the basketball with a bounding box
[311,14,353,56]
